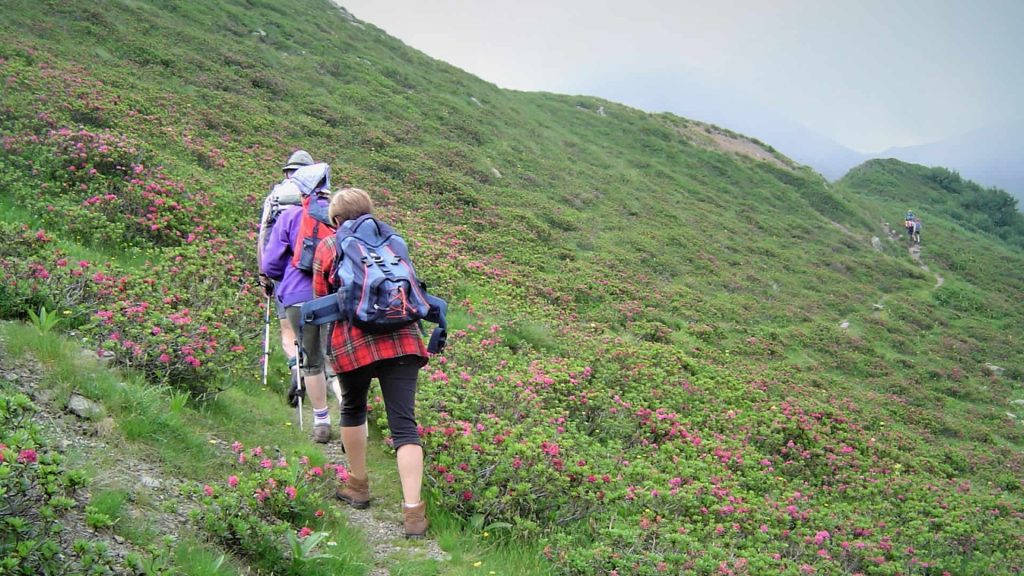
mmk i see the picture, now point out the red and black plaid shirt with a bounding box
[312,235,428,374]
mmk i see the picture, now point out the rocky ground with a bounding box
[2,345,448,575]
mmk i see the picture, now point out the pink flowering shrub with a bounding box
[188,442,335,568]
[409,320,1024,575]
[82,239,258,395]
[3,127,212,248]
[0,222,107,326]
[0,222,259,395]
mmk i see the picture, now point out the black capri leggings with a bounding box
[339,355,423,450]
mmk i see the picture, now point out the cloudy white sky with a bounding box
[338,0,1023,154]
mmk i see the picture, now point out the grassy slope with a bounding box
[2,0,1023,574]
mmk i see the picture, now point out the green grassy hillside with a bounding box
[2,0,1023,574]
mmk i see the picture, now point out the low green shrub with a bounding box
[0,391,129,574]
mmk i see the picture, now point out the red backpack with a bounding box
[291,193,334,272]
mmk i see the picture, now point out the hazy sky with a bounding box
[337,0,1023,154]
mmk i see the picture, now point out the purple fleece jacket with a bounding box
[260,199,328,308]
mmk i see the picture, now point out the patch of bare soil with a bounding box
[654,116,794,169]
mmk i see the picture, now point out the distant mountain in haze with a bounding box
[583,73,1023,204]
[581,72,864,181]
[877,119,1024,204]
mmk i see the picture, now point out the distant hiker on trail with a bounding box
[258,150,313,403]
[904,210,916,242]
[312,188,430,538]
[913,217,922,245]
[261,161,336,443]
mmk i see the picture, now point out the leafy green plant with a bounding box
[285,529,335,571]
[26,305,61,334]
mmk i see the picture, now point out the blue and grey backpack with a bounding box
[298,214,448,353]
[336,214,430,331]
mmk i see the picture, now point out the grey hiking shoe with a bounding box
[311,423,331,443]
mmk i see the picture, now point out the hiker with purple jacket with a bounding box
[261,162,334,443]
[257,151,312,403]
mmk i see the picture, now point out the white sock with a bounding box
[313,407,330,426]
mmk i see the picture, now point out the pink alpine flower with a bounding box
[17,449,38,464]
[335,464,349,482]
[227,475,239,488]
[202,484,214,497]
[284,486,297,500]
[297,526,313,538]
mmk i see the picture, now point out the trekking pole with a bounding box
[261,296,271,389]
[295,335,304,431]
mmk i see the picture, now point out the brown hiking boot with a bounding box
[403,501,428,538]
[335,475,370,509]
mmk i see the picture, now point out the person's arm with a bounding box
[312,236,337,297]
[261,207,296,281]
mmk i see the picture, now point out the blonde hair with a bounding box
[328,187,374,226]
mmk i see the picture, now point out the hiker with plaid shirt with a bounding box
[312,187,430,538]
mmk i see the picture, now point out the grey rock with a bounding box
[140,475,162,489]
[871,236,883,251]
[839,320,850,330]
[985,363,1006,376]
[80,348,114,365]
[67,394,103,419]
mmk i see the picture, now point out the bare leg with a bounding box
[341,425,368,479]
[279,318,297,359]
[396,444,424,505]
[305,372,328,412]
